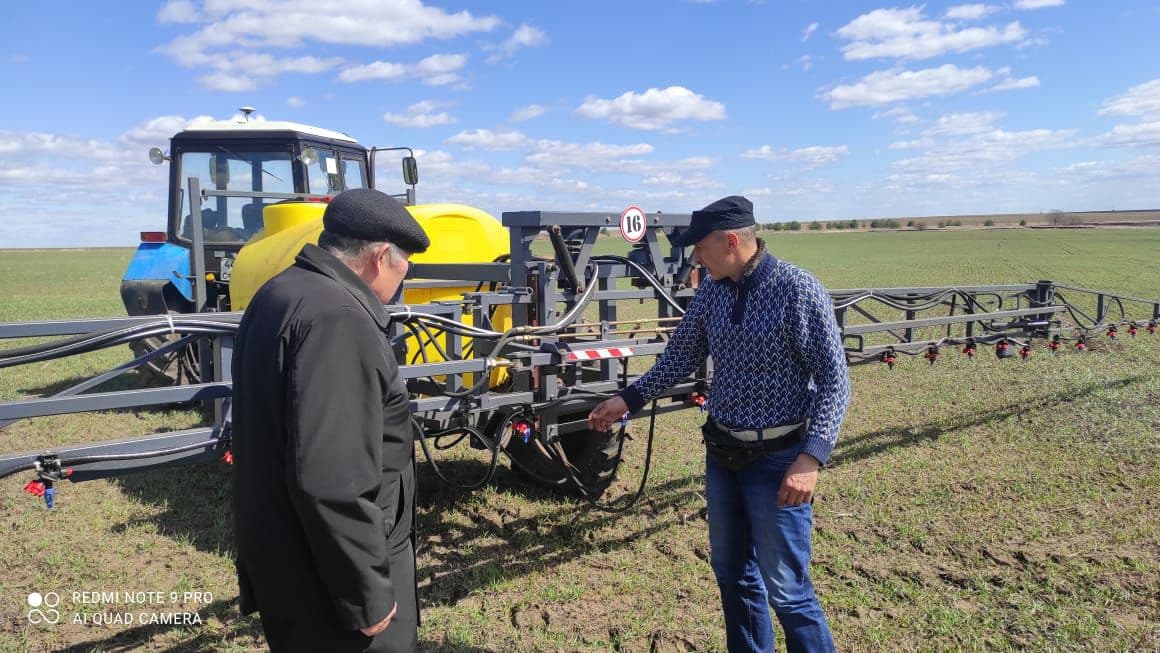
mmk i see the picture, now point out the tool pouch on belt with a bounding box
[700,420,806,472]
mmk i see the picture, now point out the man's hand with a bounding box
[588,396,628,432]
[777,454,821,507]
[360,603,397,637]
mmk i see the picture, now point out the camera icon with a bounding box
[27,591,61,625]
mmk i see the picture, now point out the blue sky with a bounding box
[2,0,1158,247]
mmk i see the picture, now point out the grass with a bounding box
[0,228,1157,651]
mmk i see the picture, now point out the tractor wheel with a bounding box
[130,335,201,385]
[503,412,624,498]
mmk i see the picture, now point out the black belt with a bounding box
[701,418,806,472]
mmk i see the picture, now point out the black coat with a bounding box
[231,244,414,633]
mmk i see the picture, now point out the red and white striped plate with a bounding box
[564,347,634,361]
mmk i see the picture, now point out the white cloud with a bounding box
[0,117,228,246]
[446,129,531,150]
[157,1,500,89]
[1098,79,1160,119]
[1096,80,1160,148]
[1100,121,1160,148]
[945,4,996,20]
[414,53,469,77]
[486,24,549,63]
[526,140,655,168]
[619,156,715,185]
[383,100,456,128]
[0,131,119,161]
[885,111,1075,188]
[836,6,1028,60]
[339,61,407,82]
[387,145,728,218]
[0,117,723,247]
[774,180,834,198]
[165,1,500,48]
[198,72,256,92]
[118,115,214,150]
[802,22,819,42]
[981,73,1039,93]
[640,171,724,191]
[873,106,919,123]
[1014,0,1065,9]
[179,50,341,91]
[742,187,774,197]
[510,104,548,122]
[799,55,813,71]
[1060,155,1160,181]
[339,53,467,85]
[157,0,199,23]
[741,145,850,168]
[824,64,994,109]
[576,86,727,131]
[286,96,306,108]
[922,111,1005,136]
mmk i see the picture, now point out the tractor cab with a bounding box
[168,124,368,249]
[122,111,417,317]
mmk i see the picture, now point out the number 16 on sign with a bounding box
[620,206,647,243]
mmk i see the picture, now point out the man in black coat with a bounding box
[231,188,430,652]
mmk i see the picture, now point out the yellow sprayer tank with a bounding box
[230,201,512,386]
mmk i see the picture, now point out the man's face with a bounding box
[368,244,411,303]
[691,231,731,280]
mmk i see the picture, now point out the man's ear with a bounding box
[372,243,392,273]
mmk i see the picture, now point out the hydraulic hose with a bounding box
[552,399,659,513]
[0,317,237,369]
[412,414,508,491]
[591,255,686,316]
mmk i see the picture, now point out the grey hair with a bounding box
[727,225,758,244]
[318,230,406,265]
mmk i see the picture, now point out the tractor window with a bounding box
[177,151,294,244]
[306,149,343,196]
[342,157,367,189]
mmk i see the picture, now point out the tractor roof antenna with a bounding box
[238,106,256,122]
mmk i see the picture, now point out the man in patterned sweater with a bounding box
[589,196,851,653]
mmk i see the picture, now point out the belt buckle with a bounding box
[737,427,759,443]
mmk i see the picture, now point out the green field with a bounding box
[0,228,1157,652]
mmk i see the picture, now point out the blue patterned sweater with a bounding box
[620,242,852,464]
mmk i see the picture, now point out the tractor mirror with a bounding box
[148,147,165,165]
[402,156,418,186]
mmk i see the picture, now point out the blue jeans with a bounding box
[706,444,835,653]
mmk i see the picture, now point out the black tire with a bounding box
[503,411,625,498]
[130,335,201,385]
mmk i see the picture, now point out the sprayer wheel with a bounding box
[504,417,624,498]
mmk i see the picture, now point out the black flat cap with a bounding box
[671,195,756,247]
[322,188,430,253]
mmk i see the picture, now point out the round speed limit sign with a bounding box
[619,206,647,243]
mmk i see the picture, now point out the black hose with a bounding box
[591,255,686,315]
[0,318,236,369]
[412,415,506,490]
[549,225,583,292]
[0,437,230,480]
[553,400,659,513]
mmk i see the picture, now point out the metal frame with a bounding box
[833,282,1159,363]
[3,210,1158,493]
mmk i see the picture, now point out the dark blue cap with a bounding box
[671,195,755,247]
